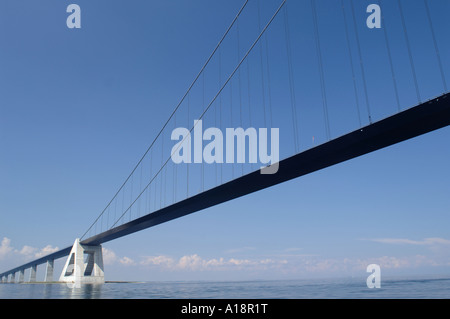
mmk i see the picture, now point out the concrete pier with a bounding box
[44,260,54,282]
[59,238,104,284]
[18,269,24,283]
[28,265,37,282]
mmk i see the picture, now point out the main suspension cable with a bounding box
[311,0,331,140]
[397,0,421,103]
[109,0,288,230]
[423,0,447,92]
[80,0,251,240]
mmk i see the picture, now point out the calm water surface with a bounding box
[0,276,449,299]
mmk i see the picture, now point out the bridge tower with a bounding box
[59,238,104,284]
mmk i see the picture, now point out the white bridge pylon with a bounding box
[59,238,104,284]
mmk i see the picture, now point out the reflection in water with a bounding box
[43,284,53,299]
[62,283,104,299]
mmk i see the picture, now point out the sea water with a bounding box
[0,276,449,299]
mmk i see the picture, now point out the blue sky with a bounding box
[1,0,450,282]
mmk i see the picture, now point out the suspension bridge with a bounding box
[1,0,449,284]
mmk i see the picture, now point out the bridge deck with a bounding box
[1,92,449,277]
[82,93,450,246]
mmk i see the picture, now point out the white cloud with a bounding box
[130,252,450,278]
[0,237,59,261]
[0,237,13,260]
[140,255,175,267]
[102,247,118,265]
[368,237,450,246]
[422,238,450,245]
[0,238,61,273]
[139,254,287,272]
[17,244,59,260]
[2,239,439,279]
[119,256,135,266]
[18,245,38,256]
[118,250,450,275]
[177,254,205,270]
[35,245,59,258]
[100,247,134,266]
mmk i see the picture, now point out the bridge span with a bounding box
[1,92,449,283]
